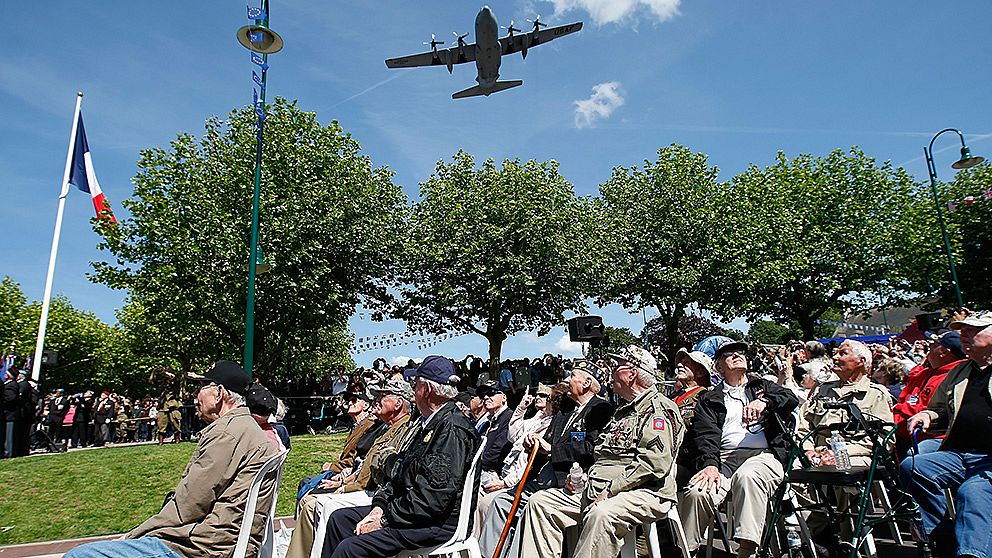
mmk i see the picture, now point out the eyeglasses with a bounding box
[720,350,747,359]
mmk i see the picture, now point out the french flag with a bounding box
[68,114,116,223]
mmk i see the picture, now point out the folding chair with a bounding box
[234,448,290,558]
[620,503,691,558]
[759,401,923,558]
[393,437,487,558]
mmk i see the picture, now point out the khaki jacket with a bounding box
[921,360,990,444]
[341,413,413,493]
[585,389,684,502]
[129,407,278,558]
[328,415,379,474]
[798,376,893,456]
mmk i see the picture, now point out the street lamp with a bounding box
[924,128,984,308]
[237,0,283,376]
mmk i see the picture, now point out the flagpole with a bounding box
[31,92,83,382]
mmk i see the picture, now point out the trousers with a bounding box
[899,449,992,558]
[63,536,181,558]
[285,490,373,558]
[678,449,783,551]
[517,486,672,558]
[321,505,453,558]
[478,487,535,558]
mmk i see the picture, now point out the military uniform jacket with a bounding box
[798,375,894,456]
[586,389,684,503]
[342,413,413,493]
[371,401,480,530]
[129,407,277,558]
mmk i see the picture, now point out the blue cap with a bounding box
[926,330,967,360]
[414,355,460,386]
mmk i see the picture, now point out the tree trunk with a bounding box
[486,331,504,380]
[797,313,817,341]
[661,304,685,369]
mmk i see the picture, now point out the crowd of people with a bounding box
[48,308,992,558]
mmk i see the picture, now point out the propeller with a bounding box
[527,16,547,31]
[502,21,521,35]
[423,33,444,51]
[452,31,469,47]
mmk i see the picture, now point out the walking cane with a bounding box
[492,442,541,558]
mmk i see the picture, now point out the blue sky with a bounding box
[2,1,990,366]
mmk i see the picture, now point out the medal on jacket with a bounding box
[423,430,433,444]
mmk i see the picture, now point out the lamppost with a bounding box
[924,128,984,309]
[237,1,283,376]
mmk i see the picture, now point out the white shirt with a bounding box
[720,382,769,451]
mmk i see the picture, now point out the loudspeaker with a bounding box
[916,312,944,333]
[41,350,58,366]
[566,316,605,343]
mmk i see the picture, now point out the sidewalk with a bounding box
[0,518,297,558]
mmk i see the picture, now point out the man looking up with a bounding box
[476,384,512,474]
[66,360,277,558]
[678,341,799,558]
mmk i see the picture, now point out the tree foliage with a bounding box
[719,148,934,338]
[641,313,740,363]
[942,163,992,309]
[91,98,403,380]
[386,152,594,369]
[595,145,724,364]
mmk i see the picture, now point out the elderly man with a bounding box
[287,378,414,558]
[673,347,714,425]
[799,339,893,466]
[476,383,512,475]
[902,310,992,558]
[320,356,480,558]
[516,345,683,558]
[66,360,277,558]
[477,360,614,558]
[678,340,800,558]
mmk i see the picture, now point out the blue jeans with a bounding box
[64,537,181,558]
[899,449,992,558]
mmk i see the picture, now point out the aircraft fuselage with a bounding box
[473,6,502,90]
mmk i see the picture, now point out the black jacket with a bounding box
[533,396,615,488]
[372,401,481,530]
[2,379,18,421]
[479,406,512,472]
[49,395,70,423]
[679,378,799,472]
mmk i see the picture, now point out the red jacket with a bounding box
[893,359,964,440]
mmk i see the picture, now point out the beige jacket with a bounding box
[797,376,893,456]
[129,407,278,558]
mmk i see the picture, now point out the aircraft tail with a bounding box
[452,80,523,99]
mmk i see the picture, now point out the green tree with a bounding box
[721,148,933,339]
[595,145,725,364]
[642,313,739,359]
[587,325,639,359]
[942,163,992,308]
[92,98,403,380]
[387,152,594,370]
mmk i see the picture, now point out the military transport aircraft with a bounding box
[384,6,583,99]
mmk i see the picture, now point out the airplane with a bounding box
[384,6,583,99]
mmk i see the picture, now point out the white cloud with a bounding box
[574,81,625,128]
[544,0,681,26]
[554,334,585,356]
[390,355,420,366]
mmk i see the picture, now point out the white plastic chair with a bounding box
[620,502,691,558]
[234,448,290,558]
[394,437,487,558]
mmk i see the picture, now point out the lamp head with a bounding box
[237,25,284,54]
[952,146,985,169]
[254,247,272,275]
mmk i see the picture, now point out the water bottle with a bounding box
[829,431,851,471]
[568,462,585,493]
[785,526,802,557]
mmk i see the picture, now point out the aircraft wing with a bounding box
[385,43,477,69]
[500,21,583,55]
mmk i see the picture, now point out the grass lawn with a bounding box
[0,434,344,546]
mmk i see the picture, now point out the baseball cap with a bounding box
[571,359,607,384]
[369,377,414,400]
[246,383,278,416]
[609,345,658,377]
[925,330,967,359]
[475,383,508,398]
[713,340,749,360]
[414,355,460,386]
[193,360,252,396]
[949,310,992,331]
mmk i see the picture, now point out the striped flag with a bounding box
[68,114,116,223]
